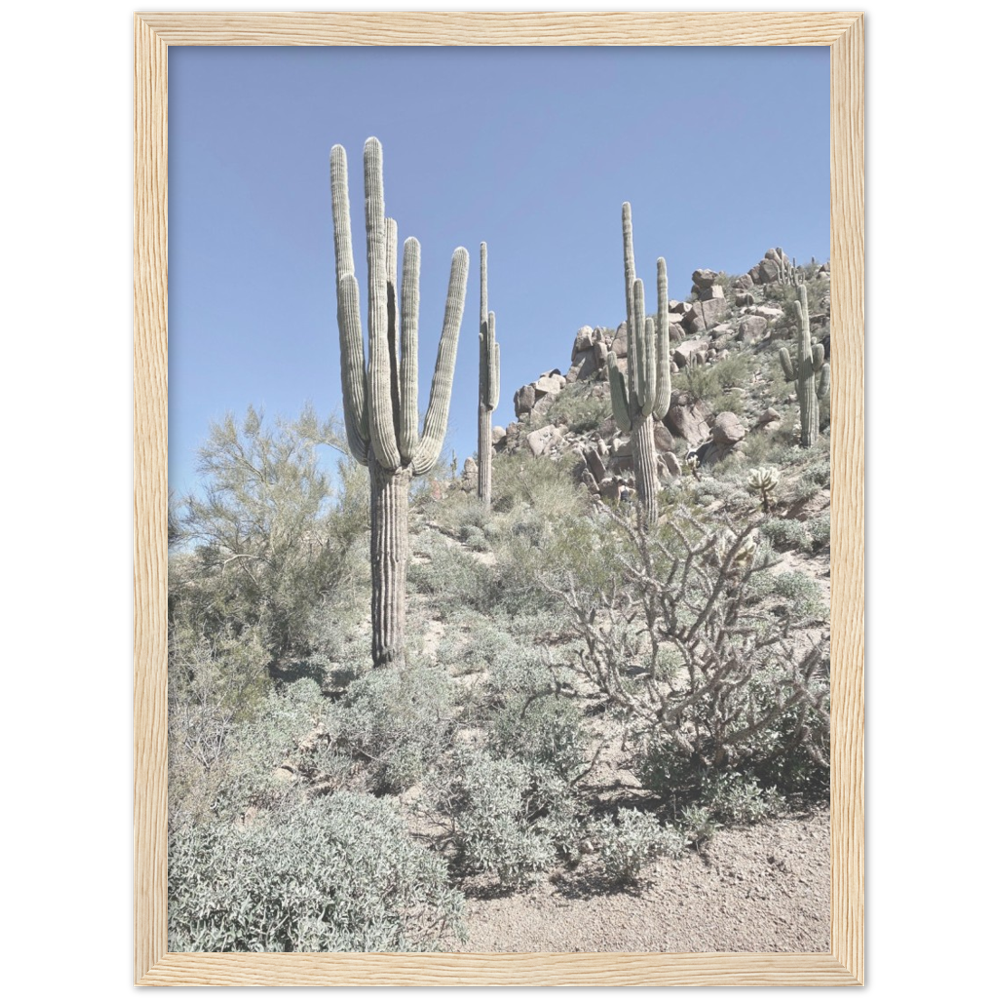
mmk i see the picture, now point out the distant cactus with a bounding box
[330,137,469,667]
[607,203,671,526]
[778,283,830,448]
[747,467,780,513]
[478,243,500,508]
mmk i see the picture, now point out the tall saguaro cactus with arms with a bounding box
[330,137,469,667]
[779,282,830,448]
[478,243,500,508]
[607,202,671,527]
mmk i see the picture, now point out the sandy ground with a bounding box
[456,808,829,953]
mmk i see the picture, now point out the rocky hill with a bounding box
[460,248,831,509]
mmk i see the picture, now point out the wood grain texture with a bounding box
[137,11,862,47]
[829,13,865,987]
[133,10,864,987]
[134,11,169,987]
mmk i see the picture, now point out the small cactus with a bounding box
[747,467,780,513]
[331,138,468,667]
[477,243,500,508]
[607,203,671,526]
[778,283,830,448]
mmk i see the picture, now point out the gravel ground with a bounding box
[457,808,830,953]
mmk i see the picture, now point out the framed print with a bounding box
[133,11,865,986]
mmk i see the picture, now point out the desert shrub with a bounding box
[806,511,830,549]
[677,352,750,414]
[772,570,827,621]
[326,665,455,794]
[170,406,369,664]
[679,805,716,850]
[488,694,587,781]
[760,516,813,552]
[168,794,464,952]
[431,749,582,886]
[594,809,685,883]
[408,532,496,612]
[528,381,612,434]
[701,774,785,824]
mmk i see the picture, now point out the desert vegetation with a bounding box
[167,138,832,954]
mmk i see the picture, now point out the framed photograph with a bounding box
[133,11,865,986]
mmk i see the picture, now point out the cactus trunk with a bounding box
[631,414,658,527]
[477,243,499,508]
[478,403,492,509]
[779,283,829,448]
[369,453,411,667]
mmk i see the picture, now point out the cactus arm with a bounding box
[411,246,469,476]
[363,137,401,469]
[608,358,633,433]
[779,346,797,382]
[816,361,831,400]
[385,216,402,437]
[479,242,488,334]
[812,341,826,375]
[398,237,420,462]
[629,277,646,402]
[641,317,657,418]
[798,284,811,338]
[487,313,500,410]
[653,257,671,419]
[336,274,370,465]
[622,202,635,332]
[329,145,356,286]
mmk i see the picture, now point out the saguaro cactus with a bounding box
[478,243,500,508]
[778,283,830,448]
[607,202,671,526]
[330,137,469,666]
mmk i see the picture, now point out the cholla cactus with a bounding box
[607,203,671,526]
[330,138,469,666]
[478,243,500,508]
[713,528,758,573]
[747,467,780,513]
[779,283,830,448]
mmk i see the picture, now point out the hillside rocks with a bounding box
[490,248,830,503]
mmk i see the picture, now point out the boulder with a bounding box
[737,315,769,343]
[749,265,762,284]
[526,424,562,458]
[756,407,781,429]
[757,258,780,283]
[666,392,713,444]
[669,322,686,343]
[750,305,783,322]
[513,384,535,418]
[699,284,725,301]
[584,448,607,483]
[711,323,734,341]
[711,412,747,445]
[610,322,629,358]
[534,374,563,396]
[653,422,675,453]
[732,273,754,291]
[580,470,599,494]
[661,450,682,477]
[691,268,718,289]
[573,326,595,354]
[684,296,728,334]
[492,425,507,445]
[673,338,710,368]
[735,291,755,308]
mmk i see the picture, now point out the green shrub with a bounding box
[432,749,582,886]
[679,805,716,850]
[594,809,685,883]
[326,665,455,794]
[168,794,464,952]
[759,516,813,552]
[806,511,830,549]
[526,381,611,434]
[488,694,586,781]
[701,774,785,824]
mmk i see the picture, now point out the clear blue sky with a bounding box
[168,45,829,495]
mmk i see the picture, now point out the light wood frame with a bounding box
[135,11,864,987]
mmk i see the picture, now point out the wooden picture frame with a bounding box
[135,11,863,987]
